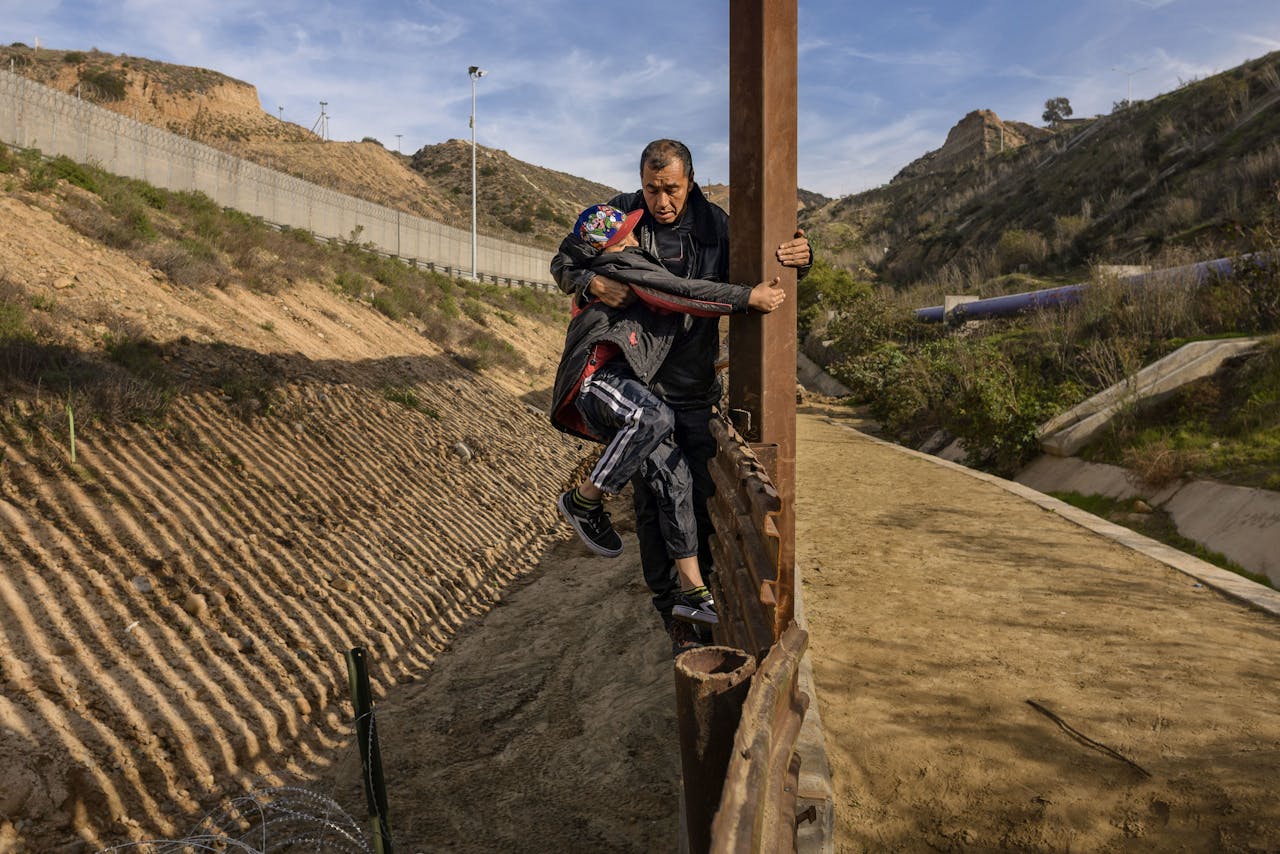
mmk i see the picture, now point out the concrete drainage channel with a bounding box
[1016,455,1280,591]
[853,422,1280,620]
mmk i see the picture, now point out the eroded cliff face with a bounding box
[893,109,1051,181]
[27,58,315,143]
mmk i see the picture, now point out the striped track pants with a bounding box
[576,361,698,559]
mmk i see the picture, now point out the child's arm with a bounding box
[550,234,601,306]
[590,252,774,317]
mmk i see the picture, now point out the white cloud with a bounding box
[799,109,952,195]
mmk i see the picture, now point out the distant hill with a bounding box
[408,139,620,249]
[892,109,1051,182]
[701,183,830,216]
[802,51,1280,287]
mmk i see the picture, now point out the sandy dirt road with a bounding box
[320,404,1280,853]
[329,501,683,853]
[796,408,1280,852]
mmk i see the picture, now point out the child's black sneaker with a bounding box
[557,489,623,558]
[671,586,718,626]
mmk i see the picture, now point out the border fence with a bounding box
[0,69,555,287]
[673,417,830,853]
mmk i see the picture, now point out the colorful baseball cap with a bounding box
[574,204,644,249]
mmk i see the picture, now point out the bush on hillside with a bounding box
[796,258,871,336]
[996,229,1049,272]
[79,68,127,101]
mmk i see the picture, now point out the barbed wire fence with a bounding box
[96,650,394,854]
[0,68,555,288]
[98,787,372,854]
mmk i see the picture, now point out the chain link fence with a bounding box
[0,69,555,287]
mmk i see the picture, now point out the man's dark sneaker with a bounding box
[557,490,623,558]
[693,622,715,646]
[671,587,719,626]
[667,618,705,659]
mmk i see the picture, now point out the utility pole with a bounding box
[395,133,402,154]
[469,65,486,281]
[312,101,329,140]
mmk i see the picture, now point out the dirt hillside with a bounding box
[892,109,1052,182]
[0,180,583,850]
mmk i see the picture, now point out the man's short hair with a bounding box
[640,139,694,182]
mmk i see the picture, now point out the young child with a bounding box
[550,204,785,627]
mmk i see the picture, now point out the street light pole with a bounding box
[469,65,486,281]
[1112,65,1148,105]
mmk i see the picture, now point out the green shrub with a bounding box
[462,297,486,325]
[371,292,404,320]
[0,298,32,344]
[796,259,870,336]
[996,229,1049,272]
[62,51,86,64]
[460,330,522,371]
[50,156,99,193]
[382,385,440,418]
[831,342,907,402]
[101,194,156,247]
[216,363,279,419]
[103,331,165,377]
[79,69,127,101]
[23,160,57,192]
[334,270,366,298]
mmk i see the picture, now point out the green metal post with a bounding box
[346,647,393,854]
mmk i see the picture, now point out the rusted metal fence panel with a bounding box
[707,416,782,659]
[710,624,810,853]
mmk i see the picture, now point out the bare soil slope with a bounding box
[0,189,579,851]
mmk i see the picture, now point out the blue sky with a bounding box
[3,1,1279,197]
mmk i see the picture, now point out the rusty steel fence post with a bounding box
[675,646,758,854]
[728,0,799,641]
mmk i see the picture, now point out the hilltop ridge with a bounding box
[801,50,1280,286]
[892,108,1052,182]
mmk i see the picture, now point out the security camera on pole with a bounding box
[469,65,486,281]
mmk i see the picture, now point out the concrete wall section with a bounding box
[0,70,555,287]
[1016,455,1144,501]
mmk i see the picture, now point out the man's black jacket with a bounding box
[549,236,753,441]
